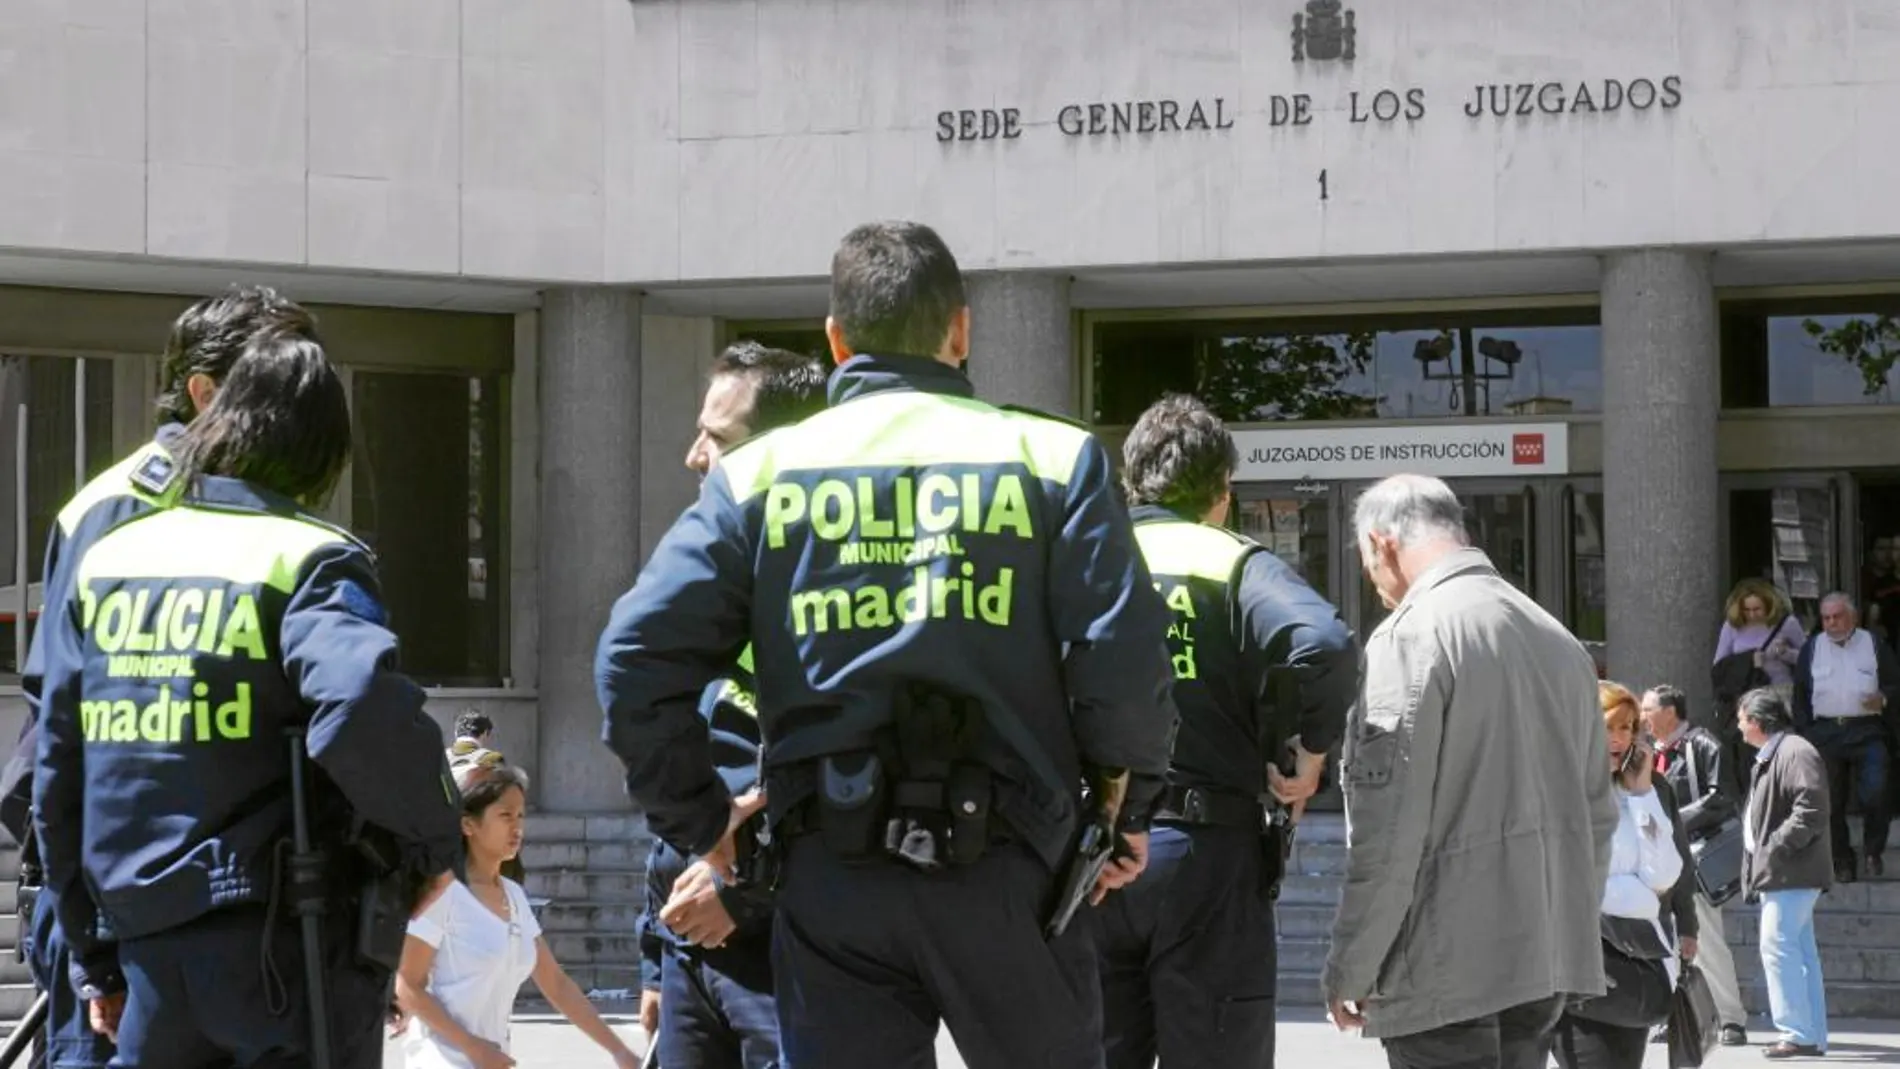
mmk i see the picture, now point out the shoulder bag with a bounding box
[1683,744,1745,907]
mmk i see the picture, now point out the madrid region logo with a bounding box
[1293,0,1355,62]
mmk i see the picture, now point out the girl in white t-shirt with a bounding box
[396,757,642,1069]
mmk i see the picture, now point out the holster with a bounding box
[14,878,38,966]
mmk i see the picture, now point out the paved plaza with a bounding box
[385,1007,1900,1067]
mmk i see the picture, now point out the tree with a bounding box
[1192,330,1381,421]
[1802,315,1900,400]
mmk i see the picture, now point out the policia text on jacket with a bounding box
[760,468,1034,636]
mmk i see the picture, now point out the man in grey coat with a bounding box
[1324,474,1620,1069]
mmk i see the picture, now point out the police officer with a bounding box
[636,341,828,1068]
[32,326,463,1068]
[1099,394,1358,1069]
[0,285,317,1069]
[597,220,1177,1069]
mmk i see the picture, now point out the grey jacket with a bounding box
[1743,730,1833,894]
[1323,548,1620,1039]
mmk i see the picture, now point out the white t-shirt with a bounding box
[403,877,542,1069]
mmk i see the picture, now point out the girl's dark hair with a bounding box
[1737,686,1793,734]
[456,762,530,820]
[173,326,351,506]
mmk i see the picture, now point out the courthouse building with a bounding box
[4,0,1900,812]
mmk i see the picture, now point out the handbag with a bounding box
[1668,964,1722,1068]
[1682,747,1746,907]
[1570,914,1675,1028]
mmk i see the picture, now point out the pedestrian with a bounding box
[596,219,1177,1069]
[397,759,642,1069]
[1737,687,1833,1059]
[0,285,320,1069]
[1642,683,1750,1046]
[1098,394,1358,1068]
[1549,682,1687,1069]
[32,325,464,1068]
[1324,473,1619,1069]
[1790,592,1898,881]
[635,341,827,1069]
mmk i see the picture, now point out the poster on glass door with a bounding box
[1231,422,1570,482]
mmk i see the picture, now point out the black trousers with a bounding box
[1097,824,1277,1069]
[1380,995,1566,1069]
[109,905,385,1069]
[1810,717,1892,861]
[1548,1012,1649,1069]
[770,836,1102,1069]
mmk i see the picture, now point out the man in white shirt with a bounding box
[1791,592,1900,881]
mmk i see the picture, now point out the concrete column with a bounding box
[1602,250,1722,723]
[966,272,1076,416]
[538,288,643,812]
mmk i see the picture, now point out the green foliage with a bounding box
[1194,331,1380,421]
[1802,315,1900,398]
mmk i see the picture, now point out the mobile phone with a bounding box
[1618,743,1643,777]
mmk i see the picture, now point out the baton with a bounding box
[287,730,333,1069]
[0,993,48,1069]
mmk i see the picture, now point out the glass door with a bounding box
[1720,473,1843,634]
[1348,478,1542,636]
[1230,481,1340,603]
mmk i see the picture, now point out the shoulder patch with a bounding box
[999,403,1092,432]
[334,578,389,627]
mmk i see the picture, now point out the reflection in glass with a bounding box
[1722,301,1900,408]
[1093,315,1601,426]
[1570,491,1607,644]
[1234,495,1331,601]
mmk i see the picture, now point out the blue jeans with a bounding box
[1758,889,1828,1050]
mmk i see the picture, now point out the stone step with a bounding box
[523,813,653,848]
[526,870,647,906]
[1275,875,1345,908]
[1725,907,1900,950]
[1738,980,1900,1019]
[1732,943,1900,985]
[538,901,645,934]
[1276,938,1330,974]
[518,839,649,873]
[0,983,37,1024]
[545,931,644,967]
[0,847,17,884]
[1276,905,1338,940]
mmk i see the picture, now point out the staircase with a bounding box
[1728,877,1900,1018]
[519,812,656,1006]
[1276,815,1900,1021]
[0,844,39,1042]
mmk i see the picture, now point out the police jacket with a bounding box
[1129,506,1357,801]
[597,353,1176,871]
[637,652,771,991]
[0,429,185,851]
[1656,723,1739,841]
[33,475,463,996]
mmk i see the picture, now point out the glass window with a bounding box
[1092,311,1601,426]
[349,371,506,687]
[1722,298,1900,408]
[1232,494,1332,601]
[0,355,117,675]
[1726,484,1833,629]
[1569,490,1607,644]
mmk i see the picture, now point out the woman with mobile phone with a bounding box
[1549,682,1694,1069]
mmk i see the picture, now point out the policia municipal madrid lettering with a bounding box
[598,221,1178,1069]
[1098,395,1360,1069]
[32,327,463,1069]
[0,286,316,1069]
[636,341,829,1069]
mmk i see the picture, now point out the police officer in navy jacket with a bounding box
[1098,394,1358,1069]
[33,327,462,1069]
[0,286,318,1069]
[635,342,827,1069]
[598,221,1177,1069]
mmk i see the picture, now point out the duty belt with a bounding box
[1154,784,1271,831]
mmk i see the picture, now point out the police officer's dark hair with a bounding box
[457,763,530,821]
[173,327,352,507]
[712,342,829,431]
[828,221,967,360]
[154,285,320,426]
[1120,393,1238,519]
[1737,686,1793,735]
[1648,684,1689,724]
[454,712,493,741]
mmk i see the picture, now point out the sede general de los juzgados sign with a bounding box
[935,76,1683,143]
[935,2,1680,143]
